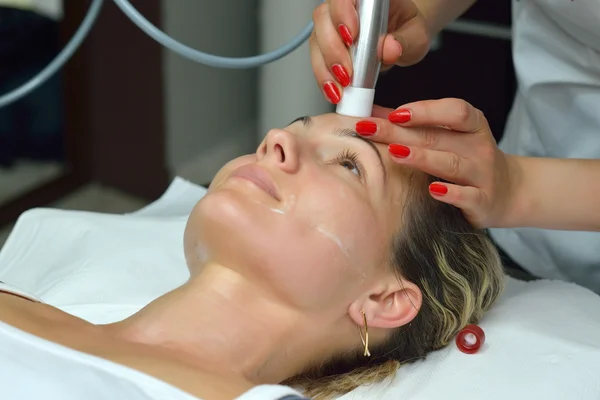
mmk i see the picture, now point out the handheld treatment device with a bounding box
[336,0,389,118]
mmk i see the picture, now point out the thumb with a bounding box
[380,33,403,67]
[389,18,431,67]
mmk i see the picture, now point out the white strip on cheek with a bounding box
[315,225,369,283]
[316,225,349,258]
[248,198,288,215]
[268,194,297,215]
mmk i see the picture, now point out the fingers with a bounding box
[389,98,488,133]
[355,117,473,153]
[388,144,481,186]
[328,0,403,68]
[310,1,356,99]
[387,144,491,227]
[309,32,343,104]
[328,0,359,44]
[312,3,353,87]
[427,182,488,228]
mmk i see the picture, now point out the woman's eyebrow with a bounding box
[288,116,311,126]
[334,128,387,182]
[286,116,387,181]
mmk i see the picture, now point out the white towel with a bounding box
[0,177,205,323]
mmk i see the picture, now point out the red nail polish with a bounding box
[338,24,353,47]
[389,144,411,158]
[332,64,351,87]
[355,121,377,135]
[429,183,448,196]
[323,82,341,104]
[389,109,412,123]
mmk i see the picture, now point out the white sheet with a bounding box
[0,177,599,399]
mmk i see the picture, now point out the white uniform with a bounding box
[489,0,600,293]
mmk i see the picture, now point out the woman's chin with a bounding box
[185,190,280,262]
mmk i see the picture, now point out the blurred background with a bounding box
[0,0,514,247]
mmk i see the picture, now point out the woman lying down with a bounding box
[0,113,505,400]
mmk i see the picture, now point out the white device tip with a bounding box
[335,87,375,118]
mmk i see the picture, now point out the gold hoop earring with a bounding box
[358,310,371,357]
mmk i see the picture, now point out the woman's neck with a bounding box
[105,262,340,384]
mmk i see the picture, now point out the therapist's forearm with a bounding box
[412,0,478,36]
[508,156,600,232]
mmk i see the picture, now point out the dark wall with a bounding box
[0,1,169,227]
[61,0,169,201]
[375,1,515,142]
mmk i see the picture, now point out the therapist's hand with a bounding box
[310,0,430,103]
[354,99,523,229]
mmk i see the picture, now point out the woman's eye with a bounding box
[331,149,364,179]
[340,160,360,176]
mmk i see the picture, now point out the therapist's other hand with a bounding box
[355,99,522,229]
[310,0,430,104]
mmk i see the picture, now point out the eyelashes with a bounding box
[332,149,364,179]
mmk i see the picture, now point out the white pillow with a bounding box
[0,177,598,399]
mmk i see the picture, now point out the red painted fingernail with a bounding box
[389,109,412,123]
[323,82,341,104]
[338,24,353,47]
[389,144,411,158]
[429,183,448,196]
[356,120,377,135]
[332,64,351,87]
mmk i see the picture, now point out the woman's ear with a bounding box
[349,278,422,330]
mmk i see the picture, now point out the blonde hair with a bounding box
[284,174,505,399]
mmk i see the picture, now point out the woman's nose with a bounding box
[256,129,300,173]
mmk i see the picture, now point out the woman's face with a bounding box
[184,113,414,312]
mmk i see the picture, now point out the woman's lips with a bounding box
[229,164,281,201]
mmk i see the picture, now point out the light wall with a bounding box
[162,0,259,184]
[258,0,333,141]
[162,0,332,184]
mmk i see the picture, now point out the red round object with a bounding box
[455,324,485,354]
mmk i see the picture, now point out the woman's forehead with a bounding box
[286,113,358,132]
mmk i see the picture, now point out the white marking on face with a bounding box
[316,225,349,258]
